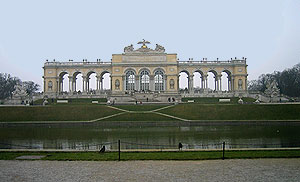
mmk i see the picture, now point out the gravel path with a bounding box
[1,159,300,182]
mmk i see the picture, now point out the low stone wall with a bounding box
[108,93,181,103]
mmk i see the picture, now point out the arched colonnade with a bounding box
[178,69,233,93]
[57,70,111,93]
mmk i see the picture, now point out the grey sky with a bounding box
[0,0,300,88]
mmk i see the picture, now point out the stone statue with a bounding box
[155,44,165,53]
[124,44,134,53]
[4,83,31,105]
[12,83,27,97]
[238,79,243,90]
[264,79,280,98]
[115,79,120,90]
[137,39,151,48]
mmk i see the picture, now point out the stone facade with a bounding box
[43,41,248,101]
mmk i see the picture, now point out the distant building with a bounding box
[43,40,248,102]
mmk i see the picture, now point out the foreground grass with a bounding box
[159,104,300,120]
[1,150,300,161]
[0,105,119,122]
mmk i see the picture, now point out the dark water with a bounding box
[0,124,299,150]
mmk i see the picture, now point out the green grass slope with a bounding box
[159,104,300,120]
[0,105,119,122]
[103,113,175,121]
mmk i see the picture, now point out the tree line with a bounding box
[0,73,40,100]
[248,63,300,97]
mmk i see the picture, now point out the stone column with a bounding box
[96,76,99,91]
[231,76,235,91]
[228,76,231,91]
[164,75,167,92]
[86,78,90,92]
[100,77,103,91]
[44,80,46,93]
[189,75,194,93]
[60,80,63,92]
[201,76,204,89]
[56,78,59,93]
[214,76,217,91]
[82,76,86,92]
[149,75,154,91]
[177,75,180,92]
[202,75,207,89]
[122,76,126,91]
[68,76,73,93]
[245,77,248,91]
[200,77,203,89]
[218,75,222,91]
[73,78,76,92]
[135,75,139,91]
[110,75,112,91]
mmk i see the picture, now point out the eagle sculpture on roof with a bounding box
[137,39,151,48]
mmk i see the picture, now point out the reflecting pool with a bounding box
[0,124,299,150]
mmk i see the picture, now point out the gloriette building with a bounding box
[43,40,248,102]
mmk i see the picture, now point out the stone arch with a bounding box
[59,71,69,78]
[208,69,218,76]
[221,69,232,91]
[153,67,166,75]
[178,69,190,76]
[193,70,205,91]
[193,70,204,76]
[139,69,150,91]
[73,71,82,78]
[86,70,96,78]
[138,67,151,75]
[58,71,69,92]
[85,71,97,92]
[222,69,232,76]
[207,70,218,91]
[154,69,165,91]
[125,69,135,91]
[100,70,111,91]
[72,71,83,92]
[178,70,190,91]
[124,68,137,75]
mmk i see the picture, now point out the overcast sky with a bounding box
[1,0,300,89]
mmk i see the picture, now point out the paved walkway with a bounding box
[1,159,300,182]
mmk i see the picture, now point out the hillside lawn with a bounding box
[113,104,169,111]
[159,104,300,120]
[0,105,119,122]
[1,102,300,122]
[102,113,175,121]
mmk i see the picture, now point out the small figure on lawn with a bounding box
[178,142,183,151]
[99,146,105,153]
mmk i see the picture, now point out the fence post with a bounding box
[118,140,121,161]
[222,142,225,160]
